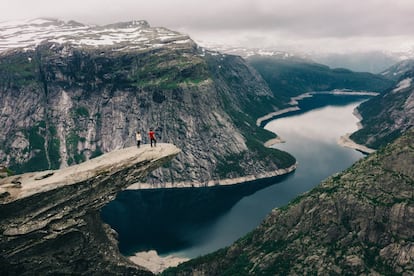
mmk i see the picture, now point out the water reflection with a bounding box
[101,174,293,256]
[102,95,368,259]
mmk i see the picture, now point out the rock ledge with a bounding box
[0,143,179,275]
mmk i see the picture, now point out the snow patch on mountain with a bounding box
[195,40,301,59]
[0,18,192,53]
[392,78,412,93]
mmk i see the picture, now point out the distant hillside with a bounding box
[380,59,414,81]
[312,51,400,74]
[247,56,393,104]
[166,128,414,275]
[350,63,414,149]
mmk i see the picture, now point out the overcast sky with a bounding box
[2,0,414,54]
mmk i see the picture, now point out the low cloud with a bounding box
[2,0,414,53]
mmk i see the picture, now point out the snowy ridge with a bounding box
[196,40,303,59]
[0,18,192,53]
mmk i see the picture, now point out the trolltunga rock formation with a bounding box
[0,143,179,275]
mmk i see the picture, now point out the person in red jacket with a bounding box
[149,129,156,147]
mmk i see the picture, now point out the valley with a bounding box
[0,17,413,275]
[102,94,370,273]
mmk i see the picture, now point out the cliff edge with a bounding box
[0,143,180,275]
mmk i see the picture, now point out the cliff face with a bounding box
[0,19,295,184]
[167,129,414,275]
[0,143,179,275]
[350,64,414,149]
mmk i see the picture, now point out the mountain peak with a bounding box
[102,20,150,29]
[0,18,192,54]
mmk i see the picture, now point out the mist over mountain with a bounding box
[381,58,414,80]
[311,51,401,74]
[198,42,408,74]
[1,16,413,275]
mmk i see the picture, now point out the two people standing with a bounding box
[135,129,157,148]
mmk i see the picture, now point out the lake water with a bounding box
[101,94,369,260]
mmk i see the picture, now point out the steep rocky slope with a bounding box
[0,144,179,275]
[0,19,295,184]
[350,64,414,149]
[381,59,414,81]
[166,129,414,275]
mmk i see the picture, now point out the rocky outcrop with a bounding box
[381,59,414,81]
[166,129,414,275]
[0,19,295,185]
[350,65,414,149]
[0,143,179,275]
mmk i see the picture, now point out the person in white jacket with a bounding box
[135,131,142,148]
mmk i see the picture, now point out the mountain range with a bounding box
[164,41,414,276]
[0,18,296,184]
[1,18,391,185]
[198,41,413,74]
[1,18,413,275]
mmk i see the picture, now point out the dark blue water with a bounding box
[102,94,368,260]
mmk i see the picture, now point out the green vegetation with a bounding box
[0,166,14,178]
[213,90,296,178]
[170,129,414,275]
[22,123,47,172]
[203,55,296,178]
[66,132,86,165]
[72,106,90,117]
[206,54,286,117]
[248,56,393,101]
[221,254,253,276]
[9,123,47,173]
[349,76,412,149]
[215,153,246,178]
[47,126,61,169]
[9,122,61,173]
[0,52,37,87]
[90,148,103,159]
[125,51,210,91]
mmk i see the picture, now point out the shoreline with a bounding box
[256,106,300,127]
[127,90,376,272]
[126,90,376,272]
[337,133,375,154]
[338,133,376,154]
[256,90,377,155]
[127,162,297,190]
[264,136,285,147]
[256,90,378,127]
[129,250,189,274]
[126,136,296,273]
[128,135,294,190]
[337,106,376,154]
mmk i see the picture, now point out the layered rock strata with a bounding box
[0,144,179,275]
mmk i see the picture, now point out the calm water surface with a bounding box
[102,95,368,259]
